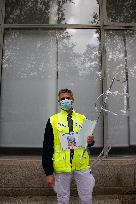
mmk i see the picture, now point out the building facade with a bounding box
[0,0,136,154]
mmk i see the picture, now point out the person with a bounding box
[42,88,95,204]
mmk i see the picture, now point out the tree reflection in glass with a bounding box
[107,0,136,23]
[57,29,103,146]
[5,0,99,25]
[105,30,136,146]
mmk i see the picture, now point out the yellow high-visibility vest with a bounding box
[50,109,90,173]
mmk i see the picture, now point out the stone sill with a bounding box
[0,156,135,196]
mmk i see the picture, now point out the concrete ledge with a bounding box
[0,188,55,197]
[92,158,135,187]
[0,156,135,196]
[0,195,136,204]
[0,195,121,204]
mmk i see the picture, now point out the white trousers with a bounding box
[54,170,95,204]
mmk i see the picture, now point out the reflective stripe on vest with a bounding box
[50,109,90,173]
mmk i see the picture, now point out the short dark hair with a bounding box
[58,88,73,98]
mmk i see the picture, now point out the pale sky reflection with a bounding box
[66,29,99,54]
[63,0,99,24]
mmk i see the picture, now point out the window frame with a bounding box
[0,0,136,154]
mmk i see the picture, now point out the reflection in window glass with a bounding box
[106,31,128,146]
[106,30,136,146]
[58,29,102,146]
[107,0,136,23]
[126,30,136,145]
[0,29,103,148]
[0,30,57,147]
[59,0,99,24]
[5,0,50,24]
[5,0,99,24]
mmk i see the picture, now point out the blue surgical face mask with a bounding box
[60,99,73,110]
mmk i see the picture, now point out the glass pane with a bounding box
[0,30,57,147]
[0,29,102,148]
[58,29,102,146]
[126,30,136,145]
[105,30,136,147]
[58,0,99,24]
[5,0,50,24]
[107,0,136,23]
[5,0,99,24]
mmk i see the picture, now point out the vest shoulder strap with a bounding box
[74,112,86,120]
[50,114,58,125]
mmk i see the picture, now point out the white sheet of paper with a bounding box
[78,119,97,148]
[60,119,97,150]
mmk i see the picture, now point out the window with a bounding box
[107,0,136,23]
[0,0,136,151]
[5,0,99,24]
